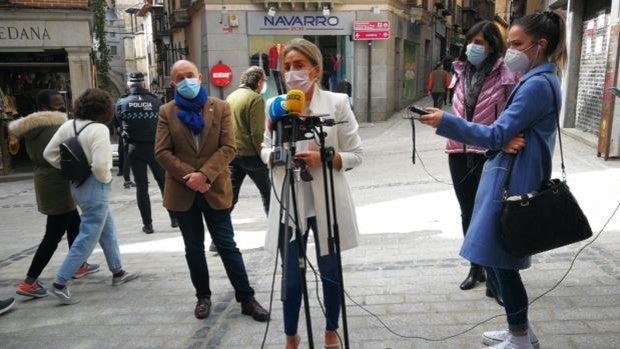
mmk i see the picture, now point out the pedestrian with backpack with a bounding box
[43,88,139,305]
[8,89,99,300]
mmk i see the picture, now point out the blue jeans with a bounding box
[486,267,529,332]
[175,193,255,302]
[55,175,122,285]
[280,217,340,336]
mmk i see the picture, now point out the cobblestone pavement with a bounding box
[1,98,619,348]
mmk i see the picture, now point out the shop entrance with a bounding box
[0,49,71,170]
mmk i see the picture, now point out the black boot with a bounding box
[460,265,486,290]
[485,278,504,306]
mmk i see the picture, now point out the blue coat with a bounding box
[436,63,561,270]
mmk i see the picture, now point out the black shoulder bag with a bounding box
[499,75,593,257]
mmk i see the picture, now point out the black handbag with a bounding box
[499,75,593,258]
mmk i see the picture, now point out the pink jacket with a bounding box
[446,58,517,154]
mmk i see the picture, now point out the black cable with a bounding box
[303,200,620,342]
[260,243,280,349]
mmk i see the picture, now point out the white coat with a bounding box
[261,88,363,256]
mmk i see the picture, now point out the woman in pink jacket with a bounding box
[448,20,517,297]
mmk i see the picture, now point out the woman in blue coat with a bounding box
[420,10,567,349]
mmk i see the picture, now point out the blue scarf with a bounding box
[175,87,207,134]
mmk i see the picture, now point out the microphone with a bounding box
[285,89,305,116]
[268,96,288,166]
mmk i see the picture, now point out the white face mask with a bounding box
[260,80,268,95]
[284,70,313,93]
[504,43,538,73]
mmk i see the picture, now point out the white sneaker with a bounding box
[50,285,80,305]
[483,329,539,348]
[485,334,534,348]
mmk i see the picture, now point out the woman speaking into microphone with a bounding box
[261,38,363,349]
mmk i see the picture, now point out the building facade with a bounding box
[0,0,94,173]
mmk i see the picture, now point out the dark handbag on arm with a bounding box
[499,75,593,257]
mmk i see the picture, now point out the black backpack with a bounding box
[59,120,95,187]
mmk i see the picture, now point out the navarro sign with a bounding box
[248,12,354,35]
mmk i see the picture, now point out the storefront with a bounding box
[0,10,93,173]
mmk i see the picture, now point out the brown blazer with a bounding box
[155,97,236,212]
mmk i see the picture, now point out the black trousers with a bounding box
[128,143,174,224]
[431,92,446,109]
[118,136,131,182]
[26,209,81,279]
[448,153,486,238]
[229,156,271,214]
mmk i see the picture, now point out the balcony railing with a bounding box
[169,8,190,30]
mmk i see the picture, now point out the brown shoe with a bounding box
[241,297,270,322]
[194,298,211,319]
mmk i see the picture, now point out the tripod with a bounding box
[277,116,315,348]
[314,123,350,349]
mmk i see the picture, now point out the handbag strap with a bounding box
[501,72,564,198]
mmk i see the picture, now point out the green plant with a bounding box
[90,0,110,75]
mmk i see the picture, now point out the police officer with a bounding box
[116,72,177,233]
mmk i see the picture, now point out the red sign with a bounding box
[353,31,390,41]
[209,63,233,87]
[353,20,390,31]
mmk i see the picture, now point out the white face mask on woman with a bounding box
[284,70,314,94]
[504,42,538,73]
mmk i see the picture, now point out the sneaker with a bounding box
[112,271,139,286]
[73,263,101,279]
[123,181,136,189]
[142,224,154,234]
[483,329,539,348]
[0,297,15,315]
[16,280,48,298]
[50,285,80,305]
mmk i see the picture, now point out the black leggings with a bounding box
[448,153,486,236]
[26,209,81,279]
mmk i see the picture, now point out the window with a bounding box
[110,46,117,56]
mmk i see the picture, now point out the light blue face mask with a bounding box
[177,78,201,99]
[466,43,487,66]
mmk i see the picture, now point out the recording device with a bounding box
[269,96,288,165]
[285,89,305,116]
[408,105,430,118]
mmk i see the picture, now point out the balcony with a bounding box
[410,7,432,25]
[169,8,190,30]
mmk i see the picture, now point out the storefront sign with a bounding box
[248,12,354,35]
[0,20,90,48]
[210,63,233,87]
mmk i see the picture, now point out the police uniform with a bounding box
[115,72,176,232]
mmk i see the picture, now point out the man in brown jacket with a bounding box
[155,60,269,321]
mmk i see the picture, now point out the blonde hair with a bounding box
[281,38,323,89]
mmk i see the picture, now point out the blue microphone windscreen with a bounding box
[269,96,288,122]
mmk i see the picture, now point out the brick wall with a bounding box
[6,0,89,9]
[575,13,609,135]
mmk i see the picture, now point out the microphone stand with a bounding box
[277,116,315,348]
[316,123,350,349]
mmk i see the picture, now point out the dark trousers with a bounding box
[431,92,446,109]
[449,153,486,267]
[26,209,81,279]
[486,268,529,332]
[230,156,271,214]
[128,143,174,224]
[118,136,131,182]
[175,193,255,302]
[280,217,340,336]
[271,70,287,95]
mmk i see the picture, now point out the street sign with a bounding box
[353,20,390,41]
[210,63,233,87]
[353,30,390,41]
[353,20,390,31]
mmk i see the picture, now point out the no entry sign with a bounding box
[210,63,233,87]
